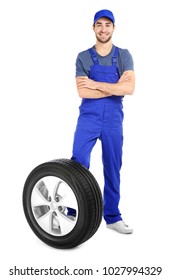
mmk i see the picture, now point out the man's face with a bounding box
[93,17,115,43]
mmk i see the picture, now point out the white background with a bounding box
[1,0,170,279]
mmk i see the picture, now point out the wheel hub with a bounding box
[50,201,58,210]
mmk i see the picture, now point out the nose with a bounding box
[100,25,107,33]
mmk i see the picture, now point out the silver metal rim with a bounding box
[31,176,79,236]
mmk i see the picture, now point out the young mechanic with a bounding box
[70,9,135,234]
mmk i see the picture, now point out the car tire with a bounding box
[23,159,103,249]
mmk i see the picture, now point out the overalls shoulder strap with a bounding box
[88,48,99,64]
[89,46,119,65]
[112,46,119,65]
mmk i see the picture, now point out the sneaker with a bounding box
[106,220,133,234]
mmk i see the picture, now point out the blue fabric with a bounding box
[70,47,125,224]
[94,9,115,24]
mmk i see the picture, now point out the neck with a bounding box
[95,41,113,56]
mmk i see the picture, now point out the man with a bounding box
[70,9,135,234]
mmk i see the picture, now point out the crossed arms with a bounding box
[76,70,135,98]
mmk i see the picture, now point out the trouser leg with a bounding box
[68,127,99,216]
[101,126,123,224]
[71,128,98,168]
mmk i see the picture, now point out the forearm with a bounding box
[96,81,134,96]
[77,87,112,99]
[76,71,135,98]
[96,70,135,96]
[77,81,133,98]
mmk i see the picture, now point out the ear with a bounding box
[92,24,95,31]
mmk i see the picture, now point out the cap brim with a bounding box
[94,15,114,24]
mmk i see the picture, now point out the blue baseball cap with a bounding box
[94,9,115,24]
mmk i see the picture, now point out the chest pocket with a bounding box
[88,47,120,83]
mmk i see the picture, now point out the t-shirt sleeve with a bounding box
[75,54,89,77]
[118,49,134,75]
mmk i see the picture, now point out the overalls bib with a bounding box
[71,46,123,224]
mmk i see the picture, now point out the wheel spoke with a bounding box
[53,181,64,202]
[50,212,61,234]
[57,212,77,235]
[60,190,78,212]
[33,205,50,219]
[36,180,51,202]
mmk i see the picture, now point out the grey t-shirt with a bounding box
[76,44,134,78]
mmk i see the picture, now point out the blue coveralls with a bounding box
[70,47,124,224]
